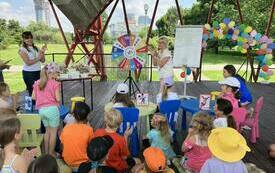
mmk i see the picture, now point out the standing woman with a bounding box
[150,36,174,91]
[19,31,46,96]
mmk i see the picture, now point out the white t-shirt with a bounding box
[213,117,228,128]
[156,92,179,104]
[158,49,173,79]
[19,47,41,71]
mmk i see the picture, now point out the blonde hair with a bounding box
[159,36,168,48]
[191,112,213,139]
[161,85,172,101]
[39,66,48,90]
[152,113,171,144]
[104,109,122,129]
[0,82,9,97]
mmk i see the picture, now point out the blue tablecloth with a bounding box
[181,99,215,130]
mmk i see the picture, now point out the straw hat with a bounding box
[208,127,250,162]
[143,147,166,172]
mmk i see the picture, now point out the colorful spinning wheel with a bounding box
[112,34,148,71]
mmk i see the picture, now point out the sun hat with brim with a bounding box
[208,127,250,163]
[143,147,166,172]
[218,77,240,88]
[116,83,129,94]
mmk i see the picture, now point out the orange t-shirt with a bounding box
[60,123,94,167]
[94,129,130,172]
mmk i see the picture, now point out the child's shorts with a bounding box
[39,106,60,128]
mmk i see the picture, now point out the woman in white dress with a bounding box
[18,31,46,96]
[149,36,174,91]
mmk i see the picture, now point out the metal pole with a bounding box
[207,0,215,23]
[48,0,71,61]
[265,0,275,37]
[175,0,184,25]
[121,0,130,35]
[146,0,159,45]
[236,0,244,23]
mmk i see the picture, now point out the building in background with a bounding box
[138,16,151,26]
[33,0,51,25]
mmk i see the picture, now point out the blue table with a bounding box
[181,99,215,130]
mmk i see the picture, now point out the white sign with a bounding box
[173,25,203,68]
[136,93,149,106]
[199,94,211,111]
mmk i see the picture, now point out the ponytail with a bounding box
[161,85,169,101]
[232,87,241,100]
[39,67,48,90]
[227,115,236,129]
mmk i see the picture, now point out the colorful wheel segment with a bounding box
[112,34,147,71]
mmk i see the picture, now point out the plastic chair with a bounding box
[59,105,70,120]
[18,114,44,156]
[240,97,264,143]
[231,107,247,131]
[159,100,181,137]
[70,97,85,111]
[116,107,139,157]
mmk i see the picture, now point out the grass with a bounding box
[3,71,25,93]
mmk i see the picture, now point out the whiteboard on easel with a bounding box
[173,25,203,68]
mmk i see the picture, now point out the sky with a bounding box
[0,0,196,32]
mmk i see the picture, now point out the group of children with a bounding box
[0,60,274,173]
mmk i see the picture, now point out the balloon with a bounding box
[255,33,262,41]
[249,40,256,46]
[204,24,211,30]
[262,65,269,72]
[261,44,267,49]
[234,29,240,35]
[241,33,250,39]
[260,35,269,43]
[228,21,235,28]
[219,23,226,30]
[239,24,246,32]
[180,72,186,78]
[256,49,266,55]
[266,70,274,76]
[259,72,266,78]
[264,75,270,80]
[244,26,252,33]
[250,30,257,37]
[241,48,247,54]
[266,48,273,54]
[210,33,214,39]
[267,39,273,44]
[223,18,231,24]
[237,37,243,42]
[226,34,232,39]
[213,29,219,38]
[213,21,219,28]
[232,35,238,40]
[266,59,273,66]
[243,43,249,49]
[186,67,191,75]
[237,42,243,46]
[268,43,275,49]
[265,54,273,60]
[228,29,234,35]
[256,55,265,62]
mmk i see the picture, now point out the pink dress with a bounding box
[33,79,60,109]
[182,135,212,173]
[222,92,239,108]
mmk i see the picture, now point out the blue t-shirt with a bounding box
[235,76,252,105]
[200,157,248,173]
[147,129,176,159]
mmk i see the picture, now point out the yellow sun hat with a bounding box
[208,127,251,162]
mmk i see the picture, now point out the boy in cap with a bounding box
[200,128,250,173]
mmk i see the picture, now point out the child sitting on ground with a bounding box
[60,102,94,170]
[218,77,240,108]
[27,154,59,173]
[181,112,213,173]
[214,98,236,129]
[32,62,60,157]
[156,77,179,104]
[200,127,250,173]
[77,136,116,173]
[112,83,135,108]
[137,147,175,173]
[0,82,18,111]
[0,117,37,173]
[145,113,175,160]
[94,109,136,172]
